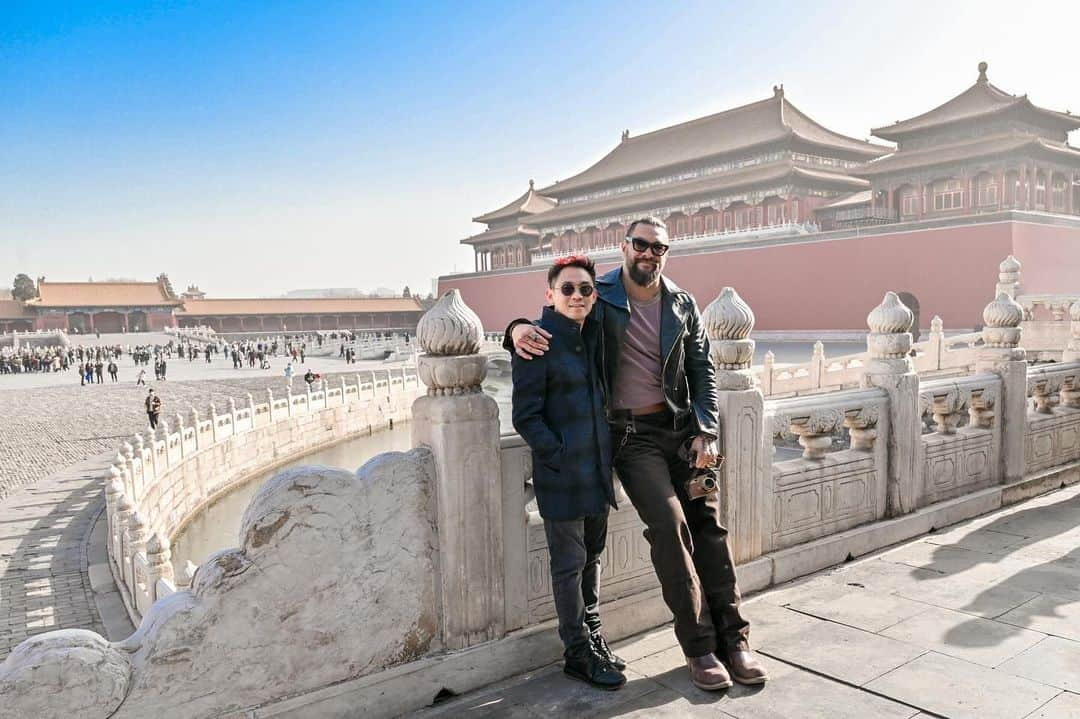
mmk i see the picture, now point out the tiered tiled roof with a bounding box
[472,180,557,224]
[857,132,1080,177]
[530,160,867,226]
[462,225,540,246]
[872,62,1080,142]
[540,87,888,198]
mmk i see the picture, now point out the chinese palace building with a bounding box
[3,276,425,334]
[442,63,1080,333]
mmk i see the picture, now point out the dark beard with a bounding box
[627,259,660,286]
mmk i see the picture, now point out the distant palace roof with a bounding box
[462,224,540,246]
[872,62,1080,142]
[540,88,889,198]
[177,297,425,316]
[857,131,1080,177]
[29,280,182,308]
[531,159,868,226]
[472,180,557,224]
[0,300,32,319]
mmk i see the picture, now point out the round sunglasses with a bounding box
[557,282,595,297]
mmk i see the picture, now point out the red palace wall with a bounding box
[439,220,1080,332]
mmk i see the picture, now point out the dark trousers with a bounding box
[543,512,608,652]
[611,411,749,658]
[148,412,158,429]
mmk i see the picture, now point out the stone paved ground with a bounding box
[0,356,396,659]
[421,484,1080,719]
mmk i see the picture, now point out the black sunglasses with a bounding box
[557,282,595,297]
[627,236,670,256]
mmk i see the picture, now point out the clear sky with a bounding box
[2,0,1078,297]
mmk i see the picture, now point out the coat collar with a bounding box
[540,305,588,342]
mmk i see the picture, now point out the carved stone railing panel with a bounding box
[1025,363,1080,475]
[499,434,659,631]
[766,388,889,551]
[918,375,1002,507]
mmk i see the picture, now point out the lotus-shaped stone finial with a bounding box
[417,289,483,356]
[703,287,755,341]
[982,292,1024,328]
[999,255,1021,275]
[867,292,914,335]
[1070,299,1080,322]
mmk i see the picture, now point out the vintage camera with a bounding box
[678,439,723,500]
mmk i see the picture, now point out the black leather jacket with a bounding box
[506,266,719,438]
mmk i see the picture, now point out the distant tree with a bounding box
[12,274,37,301]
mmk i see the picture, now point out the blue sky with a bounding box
[2,1,1078,296]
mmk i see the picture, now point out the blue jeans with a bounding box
[543,511,609,651]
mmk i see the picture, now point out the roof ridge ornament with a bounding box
[773,84,784,98]
[620,129,630,142]
[977,61,988,83]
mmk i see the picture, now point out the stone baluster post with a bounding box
[122,442,136,497]
[811,340,825,389]
[175,413,186,456]
[105,469,125,574]
[115,496,135,602]
[928,315,944,370]
[340,376,348,405]
[996,255,1021,299]
[228,397,238,427]
[702,287,767,564]
[861,292,921,517]
[975,292,1027,484]
[305,380,313,413]
[132,434,147,496]
[209,402,219,442]
[266,389,275,421]
[247,392,256,426]
[127,512,149,604]
[411,290,504,649]
[1064,300,1080,363]
[191,407,202,450]
[145,532,175,602]
[761,350,775,396]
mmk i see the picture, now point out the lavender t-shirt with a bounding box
[612,293,665,410]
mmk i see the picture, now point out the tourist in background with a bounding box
[107,360,118,382]
[508,217,768,691]
[136,367,147,386]
[511,255,625,691]
[145,389,161,430]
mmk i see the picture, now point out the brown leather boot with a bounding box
[727,649,769,685]
[685,653,733,691]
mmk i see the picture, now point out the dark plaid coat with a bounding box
[512,307,616,521]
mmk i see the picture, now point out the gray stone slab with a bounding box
[612,626,679,664]
[494,663,662,718]
[880,541,1011,581]
[703,662,917,719]
[865,651,1061,719]
[586,687,734,718]
[879,605,1046,667]
[758,617,926,685]
[992,563,1080,601]
[1024,691,1080,718]
[889,572,1039,618]
[924,526,1028,554]
[997,637,1080,693]
[740,600,820,648]
[778,582,928,633]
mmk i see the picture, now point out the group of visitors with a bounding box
[0,343,122,376]
[508,216,768,693]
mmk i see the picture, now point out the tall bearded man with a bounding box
[507,216,768,690]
